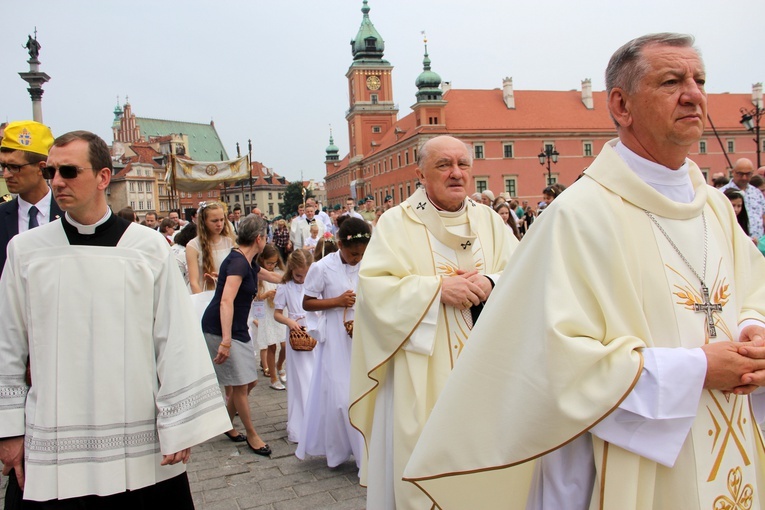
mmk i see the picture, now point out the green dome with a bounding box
[350,1,385,61]
[415,43,443,102]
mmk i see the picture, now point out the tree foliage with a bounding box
[280,181,313,219]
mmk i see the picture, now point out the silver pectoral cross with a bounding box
[694,284,722,338]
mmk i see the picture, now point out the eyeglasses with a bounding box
[0,162,34,174]
[41,165,91,179]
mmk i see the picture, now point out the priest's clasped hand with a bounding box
[701,327,765,394]
[736,325,765,389]
[441,270,487,309]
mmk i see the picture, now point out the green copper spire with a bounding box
[325,127,339,161]
[350,0,385,61]
[415,37,442,102]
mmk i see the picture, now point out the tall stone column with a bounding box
[18,33,50,123]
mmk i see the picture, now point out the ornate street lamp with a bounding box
[740,105,763,168]
[538,146,559,186]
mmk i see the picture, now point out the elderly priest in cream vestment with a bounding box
[350,135,517,509]
[404,35,765,510]
[0,131,232,506]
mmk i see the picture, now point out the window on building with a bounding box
[278,193,283,199]
[699,140,707,154]
[399,185,404,203]
[503,143,514,159]
[268,192,272,200]
[544,142,555,154]
[701,168,709,182]
[209,191,214,198]
[474,144,485,159]
[583,142,593,157]
[384,160,387,172]
[475,179,488,193]
[428,117,438,125]
[130,201,136,209]
[505,178,517,196]
[139,201,144,210]
[407,182,412,197]
[129,182,135,192]
[235,195,240,203]
[198,192,203,198]
[372,126,381,133]
[405,151,410,165]
[389,157,393,171]
[147,200,153,210]
[371,94,378,104]
[397,154,401,168]
[727,140,735,153]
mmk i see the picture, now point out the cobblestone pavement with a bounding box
[188,379,366,509]
[0,379,366,510]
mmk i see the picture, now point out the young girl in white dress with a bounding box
[274,249,315,443]
[251,244,287,390]
[295,218,371,469]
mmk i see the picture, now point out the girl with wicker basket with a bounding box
[295,218,371,469]
[274,249,315,444]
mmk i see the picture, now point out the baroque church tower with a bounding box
[345,0,398,161]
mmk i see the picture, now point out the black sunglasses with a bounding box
[41,165,91,179]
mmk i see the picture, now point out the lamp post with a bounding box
[248,139,254,214]
[740,104,763,169]
[538,146,559,186]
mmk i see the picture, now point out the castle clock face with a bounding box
[366,75,381,90]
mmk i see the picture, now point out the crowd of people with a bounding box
[1,32,765,510]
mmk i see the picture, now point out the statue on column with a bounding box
[24,34,41,60]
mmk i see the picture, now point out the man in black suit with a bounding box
[0,120,62,276]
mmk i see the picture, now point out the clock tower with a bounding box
[346,0,398,161]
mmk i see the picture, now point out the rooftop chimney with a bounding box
[442,81,452,93]
[581,79,593,109]
[753,82,763,108]
[503,77,515,109]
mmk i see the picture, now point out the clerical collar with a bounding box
[424,192,465,216]
[614,141,695,204]
[65,209,112,235]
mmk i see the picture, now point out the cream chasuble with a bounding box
[350,188,517,510]
[403,141,765,510]
[0,220,232,501]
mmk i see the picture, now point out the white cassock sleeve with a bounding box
[590,347,707,467]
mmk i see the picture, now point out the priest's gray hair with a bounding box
[606,33,698,95]
[416,136,473,168]
[236,214,267,247]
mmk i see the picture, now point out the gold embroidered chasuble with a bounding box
[350,188,516,509]
[402,142,765,510]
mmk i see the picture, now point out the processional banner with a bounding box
[167,155,249,192]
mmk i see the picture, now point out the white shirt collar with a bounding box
[17,190,54,232]
[614,141,695,204]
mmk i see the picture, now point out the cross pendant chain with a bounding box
[645,210,722,338]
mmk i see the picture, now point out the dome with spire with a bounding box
[415,41,443,102]
[325,131,340,162]
[350,0,385,62]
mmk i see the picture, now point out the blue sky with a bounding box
[2,0,762,182]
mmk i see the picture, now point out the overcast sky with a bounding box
[2,0,763,182]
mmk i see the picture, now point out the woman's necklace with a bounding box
[644,210,721,337]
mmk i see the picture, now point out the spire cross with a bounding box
[694,284,722,337]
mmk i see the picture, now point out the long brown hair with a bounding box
[495,202,521,241]
[196,201,235,277]
[257,244,285,294]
